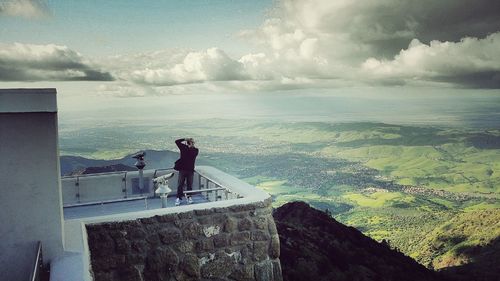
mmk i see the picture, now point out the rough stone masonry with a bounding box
[86,198,282,281]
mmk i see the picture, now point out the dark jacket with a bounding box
[174,138,199,171]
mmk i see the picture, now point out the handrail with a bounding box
[195,169,227,191]
[61,167,176,180]
[195,168,242,198]
[61,167,229,193]
[61,170,128,179]
[29,241,43,281]
[61,167,241,205]
[64,196,148,208]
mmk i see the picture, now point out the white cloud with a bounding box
[44,0,500,92]
[95,0,500,93]
[235,0,500,89]
[124,48,248,86]
[362,33,500,88]
[0,0,50,19]
[0,42,113,81]
[97,83,156,98]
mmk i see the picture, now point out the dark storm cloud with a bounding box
[435,71,500,89]
[0,43,114,81]
[316,0,500,58]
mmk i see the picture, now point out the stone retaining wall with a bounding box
[86,198,282,281]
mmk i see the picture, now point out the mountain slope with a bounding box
[274,201,446,281]
[68,164,137,175]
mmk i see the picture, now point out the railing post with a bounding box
[76,176,80,203]
[122,172,127,198]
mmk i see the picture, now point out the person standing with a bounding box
[174,138,199,205]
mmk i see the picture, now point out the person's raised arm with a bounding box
[175,138,186,149]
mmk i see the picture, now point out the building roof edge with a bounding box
[0,88,57,113]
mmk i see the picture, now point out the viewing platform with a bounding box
[61,166,244,219]
[59,166,281,281]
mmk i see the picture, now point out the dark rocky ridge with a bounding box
[60,149,179,176]
[273,201,447,281]
[69,163,136,175]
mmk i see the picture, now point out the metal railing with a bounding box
[29,241,43,281]
[61,168,172,206]
[194,172,242,201]
[61,167,242,209]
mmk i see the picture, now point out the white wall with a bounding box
[0,89,64,281]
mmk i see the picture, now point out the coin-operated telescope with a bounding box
[132,151,146,192]
[153,172,175,208]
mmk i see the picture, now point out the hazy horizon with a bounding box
[57,88,500,129]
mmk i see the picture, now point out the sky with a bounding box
[1,0,500,125]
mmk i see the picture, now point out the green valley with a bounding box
[59,119,500,273]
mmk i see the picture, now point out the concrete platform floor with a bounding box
[63,194,208,220]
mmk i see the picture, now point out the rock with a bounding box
[178,211,194,220]
[181,254,200,278]
[181,221,202,239]
[238,217,253,231]
[252,230,270,241]
[159,227,182,244]
[132,241,148,253]
[174,241,194,253]
[128,228,147,240]
[229,264,255,281]
[200,251,235,278]
[269,234,280,259]
[145,248,167,271]
[224,217,238,233]
[268,217,278,235]
[115,237,131,254]
[157,213,178,223]
[196,238,215,251]
[213,233,230,248]
[231,231,251,246]
[253,217,267,230]
[253,241,269,261]
[254,260,274,281]
[195,208,214,216]
[272,260,283,281]
[164,247,179,271]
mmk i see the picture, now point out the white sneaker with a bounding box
[187,196,193,204]
[175,198,181,206]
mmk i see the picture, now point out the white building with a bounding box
[0,88,64,281]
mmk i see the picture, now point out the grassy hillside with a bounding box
[414,209,500,269]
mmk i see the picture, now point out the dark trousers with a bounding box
[177,170,193,199]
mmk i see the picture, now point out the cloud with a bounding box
[0,43,114,81]
[121,48,248,86]
[2,0,498,91]
[362,33,500,88]
[251,0,500,59]
[97,83,158,98]
[0,0,51,19]
[234,0,500,89]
